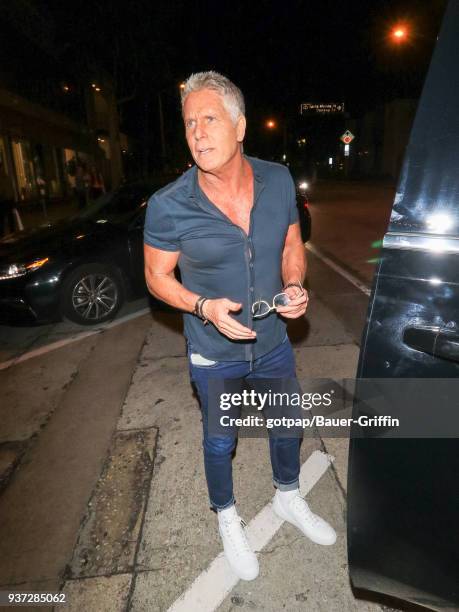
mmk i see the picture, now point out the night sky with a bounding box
[133,0,446,114]
[0,0,448,167]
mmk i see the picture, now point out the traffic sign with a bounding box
[340,130,355,144]
[300,102,345,115]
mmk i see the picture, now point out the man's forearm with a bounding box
[146,272,199,313]
[282,242,307,287]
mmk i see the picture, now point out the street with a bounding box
[307,179,395,285]
[0,180,410,612]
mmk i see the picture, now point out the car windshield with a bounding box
[72,183,154,225]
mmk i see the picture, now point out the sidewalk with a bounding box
[0,315,153,609]
[57,293,388,611]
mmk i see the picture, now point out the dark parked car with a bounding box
[0,181,161,325]
[348,2,459,610]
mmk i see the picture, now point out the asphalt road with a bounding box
[308,179,395,285]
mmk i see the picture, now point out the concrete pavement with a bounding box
[0,315,153,609]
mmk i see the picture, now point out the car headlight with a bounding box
[0,257,49,280]
[299,181,309,190]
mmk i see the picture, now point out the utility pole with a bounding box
[282,122,288,157]
[143,98,149,177]
[158,92,167,168]
[104,78,124,189]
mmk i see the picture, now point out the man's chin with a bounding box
[195,158,219,173]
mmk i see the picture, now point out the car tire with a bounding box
[60,263,124,325]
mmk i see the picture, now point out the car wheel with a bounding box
[61,264,124,325]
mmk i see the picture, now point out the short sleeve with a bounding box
[285,170,299,225]
[143,195,180,252]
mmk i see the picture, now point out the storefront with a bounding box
[0,88,99,205]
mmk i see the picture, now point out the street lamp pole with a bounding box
[282,121,288,156]
[157,83,186,171]
[158,92,167,163]
[265,118,288,161]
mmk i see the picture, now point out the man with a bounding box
[144,71,336,582]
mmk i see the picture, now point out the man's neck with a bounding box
[198,151,251,197]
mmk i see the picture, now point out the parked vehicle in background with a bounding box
[0,180,166,325]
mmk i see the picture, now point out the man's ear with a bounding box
[236,115,246,143]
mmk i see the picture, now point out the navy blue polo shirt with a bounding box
[144,155,299,362]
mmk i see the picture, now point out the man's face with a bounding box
[183,89,246,173]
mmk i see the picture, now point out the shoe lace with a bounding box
[290,495,321,526]
[222,516,251,555]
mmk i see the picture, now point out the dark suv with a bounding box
[347,2,459,610]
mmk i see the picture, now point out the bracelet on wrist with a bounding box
[194,296,209,324]
[200,298,209,324]
[194,296,204,317]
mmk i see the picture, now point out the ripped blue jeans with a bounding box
[188,336,301,510]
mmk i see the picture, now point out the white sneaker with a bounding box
[218,505,259,581]
[272,489,337,546]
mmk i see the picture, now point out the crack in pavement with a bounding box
[256,535,303,555]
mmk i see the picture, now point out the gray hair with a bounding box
[180,71,245,124]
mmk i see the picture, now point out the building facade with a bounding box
[0,81,129,207]
[0,87,101,205]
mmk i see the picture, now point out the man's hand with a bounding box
[276,285,309,319]
[202,298,257,340]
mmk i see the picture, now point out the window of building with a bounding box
[12,139,37,200]
[0,136,8,174]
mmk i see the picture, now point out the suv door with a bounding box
[347,2,459,609]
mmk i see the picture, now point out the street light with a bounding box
[266,119,277,129]
[390,24,409,44]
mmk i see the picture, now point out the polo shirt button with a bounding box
[250,286,254,291]
[249,263,254,268]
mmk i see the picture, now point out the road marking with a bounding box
[167,450,334,612]
[306,242,371,296]
[0,307,151,371]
